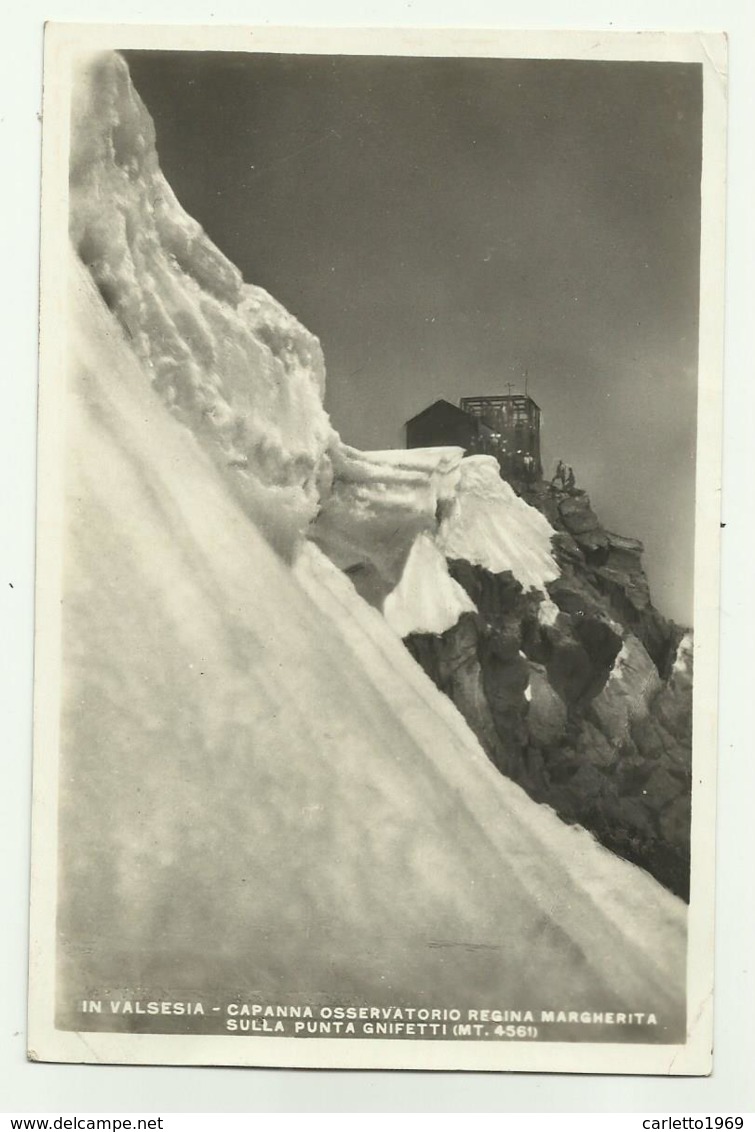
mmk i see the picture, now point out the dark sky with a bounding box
[124,51,702,625]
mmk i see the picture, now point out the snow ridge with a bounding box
[70,52,335,555]
[441,456,560,592]
[58,52,687,1035]
[383,532,477,637]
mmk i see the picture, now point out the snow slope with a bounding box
[441,455,560,592]
[382,532,476,637]
[311,443,464,600]
[56,52,688,1040]
[59,252,686,1033]
[69,51,334,556]
[314,448,561,637]
[69,54,560,640]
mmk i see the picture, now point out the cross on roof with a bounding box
[505,382,515,397]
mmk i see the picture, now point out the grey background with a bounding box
[2,0,754,1115]
[124,49,701,627]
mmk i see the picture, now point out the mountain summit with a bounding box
[57,51,688,1041]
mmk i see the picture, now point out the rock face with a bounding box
[405,480,692,899]
[52,52,689,1046]
[527,482,683,676]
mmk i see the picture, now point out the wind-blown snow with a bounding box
[311,443,464,600]
[314,448,561,638]
[61,252,687,1023]
[382,532,476,637]
[441,456,560,594]
[57,52,687,1034]
[69,52,335,555]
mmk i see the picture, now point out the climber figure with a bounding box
[564,464,576,491]
[552,459,567,489]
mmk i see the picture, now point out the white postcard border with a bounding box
[28,21,727,1076]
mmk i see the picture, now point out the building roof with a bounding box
[405,399,477,427]
[461,393,541,412]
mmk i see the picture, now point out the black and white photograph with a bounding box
[27,24,726,1074]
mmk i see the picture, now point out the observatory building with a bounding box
[405,393,543,484]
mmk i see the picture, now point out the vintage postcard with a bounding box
[28,24,726,1073]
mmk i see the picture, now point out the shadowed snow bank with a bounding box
[58,52,687,1039]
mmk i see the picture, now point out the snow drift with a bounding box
[441,455,560,593]
[313,448,561,636]
[311,443,465,609]
[56,51,688,1039]
[69,52,335,556]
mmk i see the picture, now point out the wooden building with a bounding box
[405,399,491,452]
[405,394,543,485]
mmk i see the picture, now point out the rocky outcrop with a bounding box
[404,480,692,900]
[84,48,689,905]
[525,481,684,676]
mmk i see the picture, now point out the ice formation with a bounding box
[311,443,464,604]
[382,532,477,637]
[440,455,560,592]
[313,448,561,636]
[69,51,335,556]
[56,51,688,1034]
